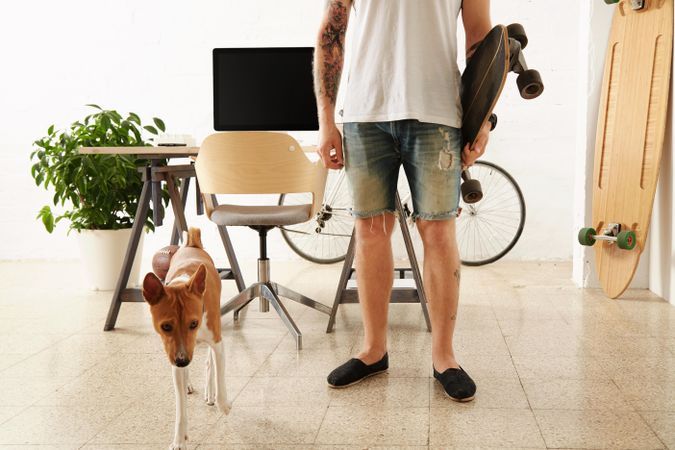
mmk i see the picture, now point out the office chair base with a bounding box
[258,258,270,313]
[220,281,331,350]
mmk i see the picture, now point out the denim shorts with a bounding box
[343,120,462,221]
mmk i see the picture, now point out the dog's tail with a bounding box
[183,227,204,249]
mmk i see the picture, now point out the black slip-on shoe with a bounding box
[327,353,389,388]
[433,365,476,402]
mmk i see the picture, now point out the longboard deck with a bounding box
[462,25,509,146]
[593,0,673,298]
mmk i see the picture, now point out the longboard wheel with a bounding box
[578,227,597,246]
[617,230,637,250]
[461,179,483,204]
[507,23,528,49]
[517,69,544,100]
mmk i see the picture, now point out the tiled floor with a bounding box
[0,259,674,449]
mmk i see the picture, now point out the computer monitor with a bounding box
[213,47,319,131]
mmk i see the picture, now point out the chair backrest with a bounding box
[195,132,328,217]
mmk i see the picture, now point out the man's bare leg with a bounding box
[353,212,396,364]
[416,218,461,372]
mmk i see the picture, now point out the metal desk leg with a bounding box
[167,175,189,241]
[151,159,164,227]
[195,178,204,216]
[170,177,191,245]
[326,229,357,333]
[326,192,431,333]
[395,192,431,332]
[104,170,152,331]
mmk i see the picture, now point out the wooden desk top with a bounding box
[79,146,200,156]
[79,145,318,157]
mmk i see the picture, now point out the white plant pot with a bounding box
[76,228,144,291]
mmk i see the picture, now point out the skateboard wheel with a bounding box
[517,69,544,100]
[488,113,498,131]
[461,179,483,204]
[617,230,637,250]
[604,0,620,4]
[507,23,528,49]
[578,227,596,246]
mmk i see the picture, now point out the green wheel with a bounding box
[604,0,620,3]
[617,230,637,250]
[578,227,596,246]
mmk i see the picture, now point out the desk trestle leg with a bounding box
[104,169,152,331]
[326,191,431,333]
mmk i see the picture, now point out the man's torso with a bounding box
[341,0,463,128]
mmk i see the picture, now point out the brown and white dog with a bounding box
[142,227,230,450]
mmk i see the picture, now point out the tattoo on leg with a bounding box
[454,268,461,285]
[450,314,457,321]
[316,0,348,104]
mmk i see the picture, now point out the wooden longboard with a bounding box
[592,0,673,298]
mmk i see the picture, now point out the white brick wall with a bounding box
[0,0,579,264]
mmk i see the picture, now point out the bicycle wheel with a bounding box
[278,169,355,264]
[457,160,526,266]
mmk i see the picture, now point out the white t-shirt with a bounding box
[340,0,463,128]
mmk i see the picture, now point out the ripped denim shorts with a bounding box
[342,120,462,221]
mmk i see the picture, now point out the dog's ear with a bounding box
[189,264,207,296]
[142,272,165,305]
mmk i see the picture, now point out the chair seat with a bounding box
[210,204,313,227]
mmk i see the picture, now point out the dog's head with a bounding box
[142,264,207,367]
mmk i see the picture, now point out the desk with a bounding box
[80,145,429,333]
[79,146,246,331]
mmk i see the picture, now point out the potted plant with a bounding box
[30,105,168,290]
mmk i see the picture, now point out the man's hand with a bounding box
[462,120,490,168]
[317,125,344,170]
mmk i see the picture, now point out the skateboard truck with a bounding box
[605,0,645,10]
[460,114,495,205]
[461,169,483,203]
[578,223,637,250]
[507,24,544,100]
[631,0,645,10]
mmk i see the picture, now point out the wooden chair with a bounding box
[195,132,331,350]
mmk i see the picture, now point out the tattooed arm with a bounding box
[314,0,352,170]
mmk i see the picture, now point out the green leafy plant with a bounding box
[30,105,168,233]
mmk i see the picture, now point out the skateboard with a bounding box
[460,24,544,203]
[578,0,673,298]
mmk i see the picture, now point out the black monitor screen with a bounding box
[213,47,319,131]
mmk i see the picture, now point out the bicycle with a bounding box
[279,160,525,266]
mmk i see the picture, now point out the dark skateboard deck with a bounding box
[461,24,544,147]
[461,25,510,147]
[458,23,543,204]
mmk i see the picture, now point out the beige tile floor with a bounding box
[0,259,674,449]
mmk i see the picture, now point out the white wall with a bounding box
[649,6,675,305]
[0,0,580,265]
[573,0,615,288]
[480,1,580,261]
[0,0,324,266]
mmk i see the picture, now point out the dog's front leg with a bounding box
[170,365,189,450]
[204,346,216,406]
[185,368,194,395]
[210,340,231,414]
